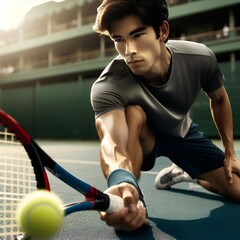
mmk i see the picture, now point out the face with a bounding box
[110,15,169,80]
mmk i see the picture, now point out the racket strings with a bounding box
[0,127,37,240]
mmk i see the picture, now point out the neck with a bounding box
[145,49,172,87]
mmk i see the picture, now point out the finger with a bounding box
[129,203,147,229]
[225,166,233,184]
[100,207,128,226]
[120,184,139,206]
[105,183,138,203]
[100,199,148,231]
[112,208,146,231]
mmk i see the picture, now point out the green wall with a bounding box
[1,79,97,139]
[35,80,96,139]
[0,62,239,139]
[191,61,240,138]
[2,85,35,135]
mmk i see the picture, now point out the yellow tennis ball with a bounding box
[17,190,64,238]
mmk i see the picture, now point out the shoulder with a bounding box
[91,55,136,94]
[90,56,135,117]
[166,40,224,93]
[167,40,219,74]
[166,40,212,57]
[97,55,131,82]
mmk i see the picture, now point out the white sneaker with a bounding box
[155,163,193,189]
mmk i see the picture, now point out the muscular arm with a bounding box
[207,85,239,183]
[95,109,133,178]
[207,86,234,152]
[95,109,147,231]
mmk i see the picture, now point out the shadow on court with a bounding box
[149,189,239,240]
[37,141,240,240]
[108,193,239,240]
[116,189,240,240]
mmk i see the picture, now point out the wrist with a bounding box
[107,169,147,211]
[107,169,140,192]
[224,144,236,156]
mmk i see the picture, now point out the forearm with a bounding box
[100,135,133,178]
[210,93,235,155]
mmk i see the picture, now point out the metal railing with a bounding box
[175,26,240,42]
[0,15,96,45]
[168,0,200,6]
[1,27,240,76]
[0,48,117,75]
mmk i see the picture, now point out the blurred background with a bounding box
[0,0,239,140]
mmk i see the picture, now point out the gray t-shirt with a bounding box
[91,40,224,138]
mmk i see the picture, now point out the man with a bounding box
[91,0,240,232]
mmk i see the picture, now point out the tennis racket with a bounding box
[0,110,124,240]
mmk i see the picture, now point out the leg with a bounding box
[156,164,240,202]
[125,105,155,179]
[198,167,240,202]
[154,123,228,192]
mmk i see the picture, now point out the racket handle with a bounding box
[106,193,124,213]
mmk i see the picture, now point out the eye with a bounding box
[112,37,124,43]
[133,32,145,38]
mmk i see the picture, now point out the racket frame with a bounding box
[0,110,124,240]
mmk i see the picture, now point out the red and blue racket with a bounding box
[0,110,124,240]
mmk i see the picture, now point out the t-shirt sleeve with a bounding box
[90,77,129,118]
[202,48,225,93]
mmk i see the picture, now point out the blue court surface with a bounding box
[34,141,240,240]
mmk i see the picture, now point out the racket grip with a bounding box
[106,193,124,213]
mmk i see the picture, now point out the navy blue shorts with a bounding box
[141,123,224,179]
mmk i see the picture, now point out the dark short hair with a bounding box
[93,0,169,38]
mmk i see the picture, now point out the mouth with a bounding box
[127,59,143,65]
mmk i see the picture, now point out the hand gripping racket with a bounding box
[0,110,124,240]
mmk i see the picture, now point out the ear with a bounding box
[159,20,169,42]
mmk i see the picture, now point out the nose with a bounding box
[125,40,136,56]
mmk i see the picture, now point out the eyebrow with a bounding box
[111,27,147,39]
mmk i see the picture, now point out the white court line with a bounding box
[56,147,240,176]
[56,158,158,175]
[56,148,240,191]
[57,158,99,165]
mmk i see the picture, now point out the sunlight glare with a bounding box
[0,0,64,31]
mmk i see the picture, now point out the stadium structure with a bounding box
[0,0,239,139]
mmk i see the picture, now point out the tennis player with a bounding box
[91,0,240,232]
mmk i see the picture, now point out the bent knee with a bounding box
[225,189,240,203]
[228,175,240,202]
[232,194,240,203]
[200,169,240,202]
[219,180,240,202]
